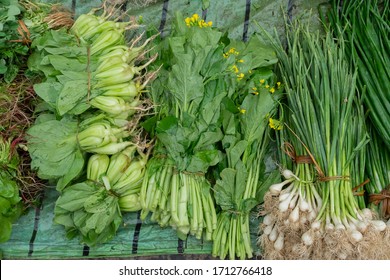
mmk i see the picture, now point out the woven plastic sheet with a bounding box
[0,0,324,259]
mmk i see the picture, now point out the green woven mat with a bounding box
[0,0,324,259]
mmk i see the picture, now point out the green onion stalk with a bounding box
[259,18,389,259]
[366,127,390,225]
[326,0,390,149]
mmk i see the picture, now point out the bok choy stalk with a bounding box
[54,145,148,246]
[259,20,389,259]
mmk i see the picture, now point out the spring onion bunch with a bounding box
[258,20,389,259]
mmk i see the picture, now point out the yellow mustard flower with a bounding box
[260,79,265,84]
[237,59,244,63]
[269,118,283,130]
[252,87,257,91]
[229,47,236,54]
[265,84,270,89]
[269,87,275,94]
[240,108,246,114]
[192,14,199,21]
[253,91,259,95]
[237,73,244,80]
[277,82,282,87]
[223,53,228,58]
[232,65,239,73]
[207,21,213,27]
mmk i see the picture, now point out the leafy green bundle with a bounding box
[213,81,281,260]
[140,13,230,240]
[0,0,28,83]
[0,137,23,243]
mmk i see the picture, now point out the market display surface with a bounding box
[0,0,389,260]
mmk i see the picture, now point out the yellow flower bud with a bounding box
[269,118,283,130]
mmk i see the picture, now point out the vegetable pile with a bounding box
[138,12,282,259]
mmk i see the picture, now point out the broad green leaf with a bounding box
[227,140,248,169]
[187,149,221,173]
[167,52,203,115]
[0,172,18,198]
[245,35,278,69]
[200,93,226,126]
[56,80,88,116]
[214,168,236,211]
[193,130,223,152]
[55,182,95,211]
[56,150,85,191]
[0,197,11,214]
[240,91,275,143]
[0,215,12,243]
[48,55,86,72]
[27,118,83,182]
[240,198,258,213]
[33,82,62,108]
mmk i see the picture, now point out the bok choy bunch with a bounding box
[27,4,157,191]
[54,145,148,246]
